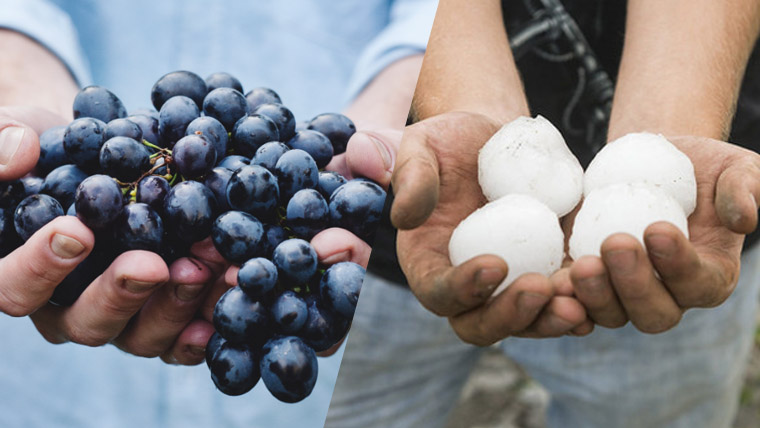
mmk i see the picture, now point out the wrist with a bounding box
[607,101,731,142]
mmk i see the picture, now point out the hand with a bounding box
[0,106,217,365]
[391,111,592,346]
[569,136,760,333]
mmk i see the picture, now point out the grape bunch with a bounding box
[0,70,386,403]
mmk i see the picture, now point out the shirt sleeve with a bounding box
[0,0,91,86]
[343,0,438,104]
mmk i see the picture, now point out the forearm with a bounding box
[609,0,760,140]
[411,0,529,124]
[0,30,78,118]
[343,54,424,130]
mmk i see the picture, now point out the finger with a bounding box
[570,319,595,336]
[30,251,169,346]
[345,130,401,188]
[161,319,216,365]
[190,237,228,275]
[325,153,351,179]
[714,158,760,234]
[311,227,372,267]
[0,121,40,180]
[0,216,93,316]
[0,106,69,134]
[525,296,589,338]
[644,222,738,308]
[408,253,508,317]
[111,257,214,357]
[200,273,235,322]
[448,273,553,346]
[570,255,628,328]
[390,125,440,229]
[548,267,575,296]
[601,233,682,334]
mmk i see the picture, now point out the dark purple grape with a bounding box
[127,114,160,145]
[21,176,43,196]
[130,108,158,119]
[37,126,68,175]
[105,118,142,141]
[203,167,233,211]
[99,137,152,182]
[41,164,88,210]
[308,113,356,155]
[295,120,309,132]
[252,142,289,171]
[163,181,217,243]
[262,224,288,258]
[259,336,317,403]
[286,189,328,240]
[172,134,216,179]
[63,117,107,171]
[73,86,127,123]
[0,207,20,257]
[203,88,248,131]
[237,258,278,299]
[13,194,63,241]
[245,87,282,112]
[273,239,317,285]
[0,179,28,209]
[205,72,243,93]
[208,341,260,396]
[75,175,124,231]
[329,180,386,242]
[211,211,265,264]
[252,103,296,142]
[273,149,319,201]
[226,165,279,219]
[218,155,250,172]
[113,203,163,252]
[136,175,170,212]
[213,286,271,345]
[270,291,308,334]
[287,130,333,169]
[299,297,350,352]
[158,95,200,147]
[320,262,365,319]
[186,116,228,162]
[49,245,112,306]
[151,70,207,110]
[231,114,279,157]
[317,171,347,200]
[205,332,226,368]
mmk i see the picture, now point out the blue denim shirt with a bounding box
[0,1,436,427]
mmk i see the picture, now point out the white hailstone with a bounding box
[478,115,584,217]
[448,194,564,296]
[568,183,689,260]
[584,132,697,216]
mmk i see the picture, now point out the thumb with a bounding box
[345,129,401,188]
[390,123,440,230]
[0,106,68,180]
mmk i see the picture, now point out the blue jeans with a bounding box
[326,244,760,428]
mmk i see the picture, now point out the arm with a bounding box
[570,0,760,333]
[390,0,592,345]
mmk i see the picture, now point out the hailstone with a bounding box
[448,194,564,296]
[584,132,697,216]
[478,115,583,216]
[569,183,689,259]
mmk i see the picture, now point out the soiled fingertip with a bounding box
[390,159,439,229]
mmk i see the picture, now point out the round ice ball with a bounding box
[478,115,583,216]
[584,132,697,216]
[569,183,689,260]
[448,194,564,296]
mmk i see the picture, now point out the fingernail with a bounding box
[0,127,25,165]
[321,250,350,265]
[646,234,675,258]
[175,283,205,302]
[50,234,86,259]
[188,345,205,357]
[604,250,637,274]
[475,268,504,288]
[577,275,605,294]
[518,292,550,315]
[370,135,392,171]
[124,279,157,293]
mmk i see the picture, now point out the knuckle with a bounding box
[0,288,36,317]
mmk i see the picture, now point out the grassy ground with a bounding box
[445,323,760,428]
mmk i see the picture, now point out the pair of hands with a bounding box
[0,105,393,364]
[390,111,760,346]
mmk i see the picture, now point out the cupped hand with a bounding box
[0,106,219,365]
[569,136,760,333]
[391,112,592,346]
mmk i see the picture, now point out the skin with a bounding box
[392,0,760,344]
[0,27,423,362]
